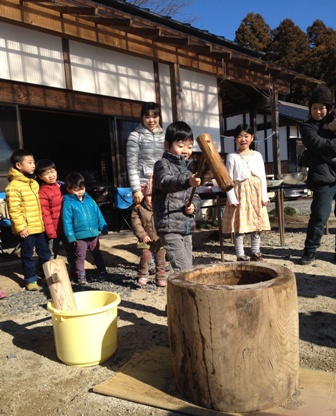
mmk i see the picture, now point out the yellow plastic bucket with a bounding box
[47,291,121,367]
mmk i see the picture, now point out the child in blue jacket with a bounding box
[62,172,108,285]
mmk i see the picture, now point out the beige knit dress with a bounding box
[222,152,271,234]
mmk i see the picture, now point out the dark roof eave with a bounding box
[92,0,264,59]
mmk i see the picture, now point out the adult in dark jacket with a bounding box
[300,86,336,265]
[153,121,201,272]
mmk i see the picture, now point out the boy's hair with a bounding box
[65,173,86,190]
[10,149,34,167]
[140,102,162,119]
[35,159,56,177]
[233,123,254,138]
[165,121,193,146]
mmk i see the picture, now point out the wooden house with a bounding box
[0,0,322,193]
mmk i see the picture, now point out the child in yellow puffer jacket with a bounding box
[5,149,50,291]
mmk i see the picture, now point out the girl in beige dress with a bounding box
[222,123,270,261]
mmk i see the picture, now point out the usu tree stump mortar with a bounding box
[167,262,299,413]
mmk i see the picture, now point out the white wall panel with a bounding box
[0,22,65,87]
[179,69,220,150]
[289,126,300,138]
[225,114,244,131]
[70,41,156,101]
[256,113,265,124]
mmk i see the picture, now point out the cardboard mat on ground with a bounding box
[93,346,336,416]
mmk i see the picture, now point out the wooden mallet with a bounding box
[188,133,234,205]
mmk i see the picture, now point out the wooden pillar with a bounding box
[216,195,224,261]
[270,82,284,237]
[277,187,285,246]
[270,83,281,177]
[169,63,182,121]
[153,61,161,108]
[62,38,73,90]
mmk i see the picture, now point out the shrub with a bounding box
[284,206,296,216]
[196,219,209,229]
[268,207,296,216]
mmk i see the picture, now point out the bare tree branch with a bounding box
[126,0,196,23]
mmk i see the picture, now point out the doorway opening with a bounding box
[20,109,113,185]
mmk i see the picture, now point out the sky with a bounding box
[177,0,336,41]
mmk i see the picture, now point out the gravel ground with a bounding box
[0,198,323,317]
[1,197,336,416]
[0,266,156,316]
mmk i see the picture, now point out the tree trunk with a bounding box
[167,262,299,413]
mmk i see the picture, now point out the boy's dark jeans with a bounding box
[20,232,51,283]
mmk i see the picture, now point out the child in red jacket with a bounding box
[35,159,75,278]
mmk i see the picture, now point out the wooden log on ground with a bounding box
[167,262,299,413]
[196,133,234,192]
[43,258,77,311]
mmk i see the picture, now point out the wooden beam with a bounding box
[51,6,97,16]
[210,51,232,59]
[0,79,143,118]
[87,17,131,27]
[268,68,282,77]
[20,0,53,2]
[155,37,189,46]
[126,27,160,37]
[184,44,212,54]
[249,62,268,72]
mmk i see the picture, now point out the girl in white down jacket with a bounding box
[222,123,270,261]
[126,102,165,205]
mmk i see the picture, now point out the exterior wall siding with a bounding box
[180,69,220,148]
[0,22,66,88]
[69,40,156,102]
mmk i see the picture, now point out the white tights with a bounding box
[234,232,261,258]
